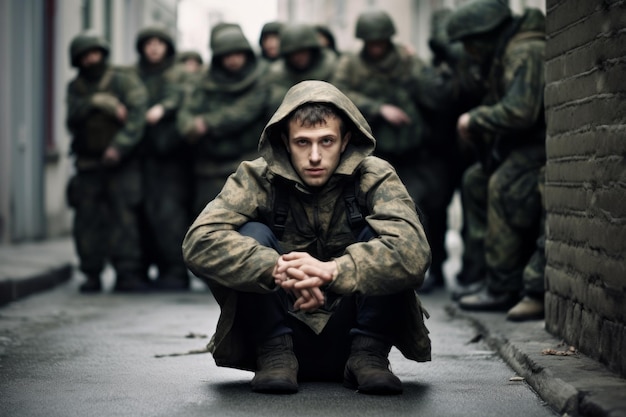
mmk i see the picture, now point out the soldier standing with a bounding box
[264,23,338,117]
[258,21,284,64]
[447,0,547,320]
[177,50,204,74]
[65,31,148,293]
[177,24,269,216]
[331,10,427,206]
[134,26,191,291]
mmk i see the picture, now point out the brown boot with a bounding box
[251,334,299,394]
[507,296,544,321]
[344,335,403,395]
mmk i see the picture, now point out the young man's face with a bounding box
[183,59,201,73]
[283,115,351,188]
[80,49,103,68]
[143,37,168,63]
[287,49,312,70]
[221,52,247,73]
[364,40,390,61]
[262,33,280,58]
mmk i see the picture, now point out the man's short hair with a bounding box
[285,102,348,137]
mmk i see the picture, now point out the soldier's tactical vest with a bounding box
[73,69,123,157]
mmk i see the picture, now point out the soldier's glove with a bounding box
[91,93,121,118]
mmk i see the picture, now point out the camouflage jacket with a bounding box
[331,44,427,154]
[134,58,186,156]
[468,8,546,156]
[183,80,432,371]
[264,48,338,118]
[66,65,148,161]
[177,58,268,175]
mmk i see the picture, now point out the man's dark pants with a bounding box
[235,222,405,381]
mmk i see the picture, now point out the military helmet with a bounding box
[177,50,203,65]
[259,21,284,44]
[210,25,252,57]
[279,24,320,55]
[355,10,396,41]
[69,30,110,68]
[135,25,176,56]
[447,0,512,42]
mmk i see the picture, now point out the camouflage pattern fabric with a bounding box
[522,165,546,295]
[460,8,546,295]
[67,161,143,279]
[66,66,148,159]
[462,147,544,293]
[133,49,191,281]
[177,27,268,215]
[182,80,432,371]
[66,62,147,281]
[266,25,337,119]
[466,8,547,171]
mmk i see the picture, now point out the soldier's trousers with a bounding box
[67,162,143,279]
[140,157,192,280]
[462,147,545,295]
[233,222,405,380]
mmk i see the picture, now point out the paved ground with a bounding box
[1,271,557,417]
[0,224,624,416]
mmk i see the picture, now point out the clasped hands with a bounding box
[272,252,338,312]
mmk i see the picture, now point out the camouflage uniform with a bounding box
[133,26,191,289]
[264,23,338,117]
[182,80,431,373]
[65,31,148,291]
[331,10,428,206]
[177,24,269,216]
[447,2,547,305]
[416,9,485,291]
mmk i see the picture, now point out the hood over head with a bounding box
[135,26,176,57]
[259,80,376,183]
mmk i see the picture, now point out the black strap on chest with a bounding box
[272,179,367,241]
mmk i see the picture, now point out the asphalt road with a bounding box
[0,266,557,417]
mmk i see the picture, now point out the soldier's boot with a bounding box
[506,296,544,321]
[113,271,152,293]
[344,335,403,395]
[79,274,102,293]
[251,334,299,394]
[152,266,190,292]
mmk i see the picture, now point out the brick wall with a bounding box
[544,0,626,377]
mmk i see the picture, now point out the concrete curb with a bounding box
[0,264,73,306]
[446,304,626,417]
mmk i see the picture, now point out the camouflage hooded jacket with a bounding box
[331,43,428,154]
[66,65,148,161]
[468,8,547,151]
[182,81,431,371]
[133,57,187,156]
[177,38,268,175]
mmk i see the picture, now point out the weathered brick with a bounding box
[545,55,626,107]
[546,37,626,84]
[546,240,626,292]
[547,94,626,134]
[579,309,602,353]
[547,128,625,159]
[544,185,590,213]
[546,0,602,39]
[545,158,626,185]
[600,321,626,375]
[546,5,625,59]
